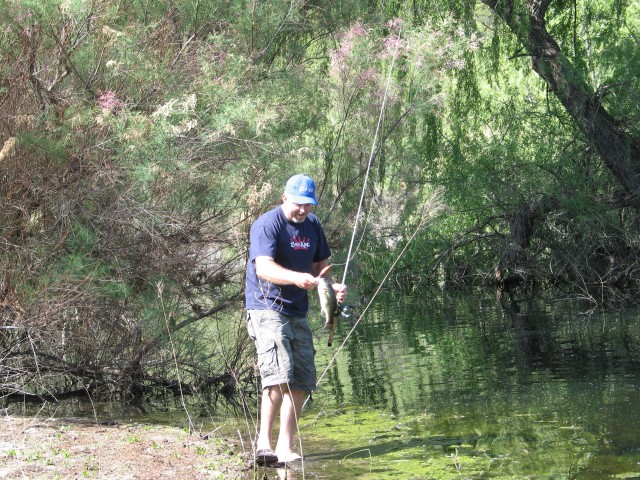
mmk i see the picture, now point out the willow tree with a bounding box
[383,0,640,296]
[483,0,640,201]
[466,0,640,293]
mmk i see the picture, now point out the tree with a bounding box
[482,0,640,204]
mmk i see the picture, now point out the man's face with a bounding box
[282,194,315,223]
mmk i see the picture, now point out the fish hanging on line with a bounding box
[317,265,342,347]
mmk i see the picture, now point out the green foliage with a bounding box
[3,0,640,401]
[6,0,59,21]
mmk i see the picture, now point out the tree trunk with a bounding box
[482,0,640,204]
[495,195,558,288]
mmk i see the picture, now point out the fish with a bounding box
[317,265,339,347]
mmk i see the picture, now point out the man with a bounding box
[245,173,347,466]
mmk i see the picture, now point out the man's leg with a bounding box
[274,387,305,462]
[247,310,290,456]
[256,386,283,452]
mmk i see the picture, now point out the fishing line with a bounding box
[315,206,430,392]
[303,28,404,410]
[340,28,402,286]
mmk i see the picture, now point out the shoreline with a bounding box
[0,414,250,479]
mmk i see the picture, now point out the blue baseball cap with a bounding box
[284,174,318,205]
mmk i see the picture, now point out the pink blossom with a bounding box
[386,18,403,31]
[97,90,124,113]
[342,21,366,42]
[330,22,368,79]
[383,35,405,57]
[355,68,379,88]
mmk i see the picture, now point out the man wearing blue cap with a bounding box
[245,174,347,466]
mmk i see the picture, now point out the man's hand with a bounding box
[295,272,319,290]
[332,283,347,304]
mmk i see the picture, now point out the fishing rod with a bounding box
[340,28,402,286]
[305,30,404,405]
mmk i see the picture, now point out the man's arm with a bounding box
[255,256,318,290]
[255,256,347,301]
[311,260,329,278]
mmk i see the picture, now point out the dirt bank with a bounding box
[0,415,251,479]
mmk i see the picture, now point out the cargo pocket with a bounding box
[257,340,279,379]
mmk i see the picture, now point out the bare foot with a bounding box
[255,435,272,453]
[276,452,302,463]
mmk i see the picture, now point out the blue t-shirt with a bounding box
[245,206,331,317]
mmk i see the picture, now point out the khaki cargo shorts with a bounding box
[247,309,317,392]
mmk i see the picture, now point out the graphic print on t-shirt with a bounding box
[290,236,311,250]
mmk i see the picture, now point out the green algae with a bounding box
[299,405,608,479]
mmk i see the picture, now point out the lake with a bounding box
[269,287,640,479]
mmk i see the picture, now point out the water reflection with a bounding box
[304,287,640,479]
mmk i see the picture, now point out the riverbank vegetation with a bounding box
[2,0,640,403]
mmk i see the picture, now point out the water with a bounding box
[281,288,640,479]
[8,287,640,478]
